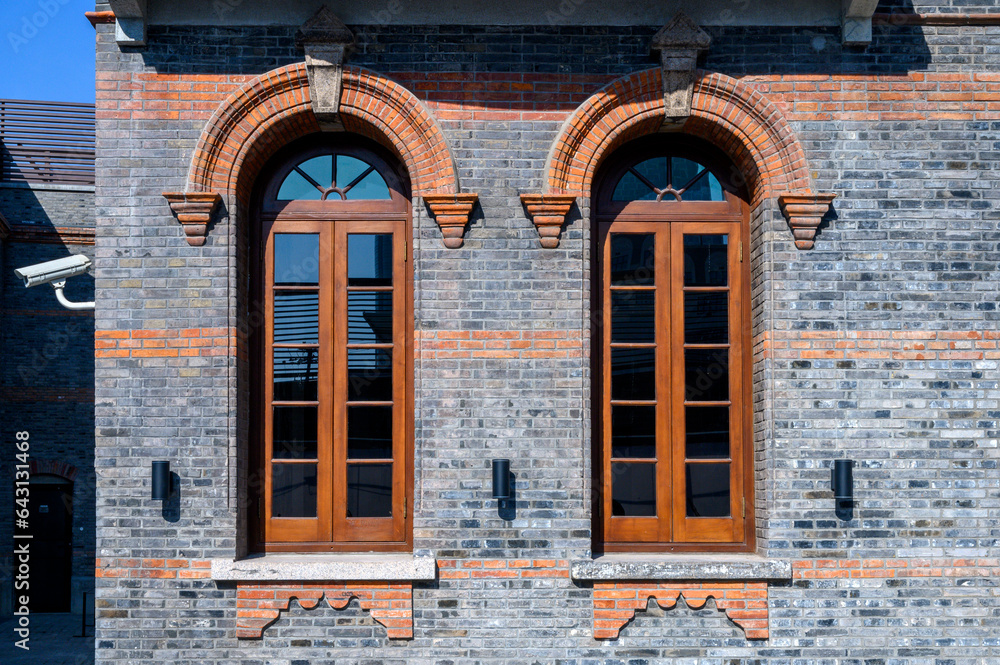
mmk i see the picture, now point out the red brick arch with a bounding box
[185,63,460,204]
[29,458,79,482]
[544,68,815,206]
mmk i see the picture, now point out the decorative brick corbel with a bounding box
[778,192,837,250]
[520,194,576,249]
[593,582,770,640]
[236,582,413,640]
[296,6,355,126]
[650,12,711,128]
[162,192,222,246]
[423,193,479,248]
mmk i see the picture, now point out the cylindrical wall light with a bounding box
[832,458,853,519]
[492,459,511,503]
[151,461,171,500]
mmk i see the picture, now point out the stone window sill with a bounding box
[570,553,792,582]
[210,553,437,582]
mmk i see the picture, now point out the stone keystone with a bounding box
[296,6,356,124]
[650,12,712,128]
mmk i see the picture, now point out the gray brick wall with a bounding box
[92,8,1000,664]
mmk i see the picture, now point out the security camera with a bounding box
[13,254,95,311]
[14,254,92,288]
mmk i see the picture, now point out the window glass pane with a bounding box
[273,348,319,402]
[298,155,332,190]
[612,170,656,202]
[684,348,729,402]
[609,234,654,286]
[344,167,391,200]
[611,462,656,516]
[336,155,370,189]
[274,292,319,344]
[671,157,702,189]
[683,171,724,201]
[348,291,393,343]
[684,292,729,344]
[347,405,393,459]
[347,464,393,517]
[634,157,668,189]
[611,405,655,458]
[348,234,393,286]
[272,406,317,459]
[686,406,730,459]
[611,347,655,401]
[348,348,393,402]
[610,291,654,343]
[277,170,322,201]
[272,464,317,517]
[686,463,730,517]
[683,234,728,287]
[273,234,319,285]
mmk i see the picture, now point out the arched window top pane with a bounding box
[612,155,724,203]
[276,152,392,201]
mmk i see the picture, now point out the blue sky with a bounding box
[2,0,96,103]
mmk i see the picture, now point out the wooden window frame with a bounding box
[250,134,413,553]
[592,135,755,553]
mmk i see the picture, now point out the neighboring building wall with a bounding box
[0,183,96,615]
[93,3,1000,665]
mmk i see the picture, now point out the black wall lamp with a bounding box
[151,461,172,500]
[832,459,854,520]
[492,459,511,509]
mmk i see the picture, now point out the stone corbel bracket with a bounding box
[423,193,479,248]
[778,192,837,250]
[842,0,880,45]
[107,0,146,46]
[520,194,576,249]
[162,192,223,246]
[296,6,356,125]
[650,12,711,128]
[235,582,413,640]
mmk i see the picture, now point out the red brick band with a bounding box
[416,330,583,360]
[236,583,413,639]
[8,224,95,245]
[95,327,234,359]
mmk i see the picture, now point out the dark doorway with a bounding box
[26,475,73,613]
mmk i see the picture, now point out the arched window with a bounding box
[251,134,411,552]
[593,135,752,551]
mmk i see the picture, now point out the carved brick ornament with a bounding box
[162,192,222,246]
[650,13,712,127]
[236,582,414,639]
[778,192,837,249]
[593,582,770,640]
[520,194,576,249]
[424,193,479,248]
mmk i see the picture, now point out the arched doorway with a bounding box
[249,133,413,553]
[592,134,753,552]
